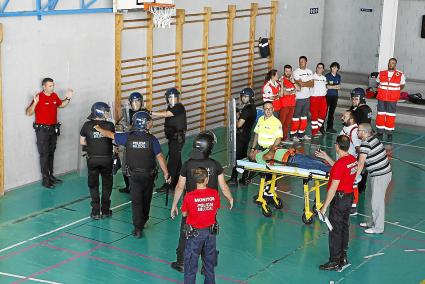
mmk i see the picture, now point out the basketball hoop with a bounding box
[144,3,175,28]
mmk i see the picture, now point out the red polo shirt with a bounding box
[181,188,220,229]
[34,92,62,125]
[327,154,357,194]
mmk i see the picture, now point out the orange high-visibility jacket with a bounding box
[377,70,404,102]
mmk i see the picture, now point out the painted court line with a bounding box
[0,272,63,284]
[243,181,425,235]
[0,201,131,254]
[363,252,385,259]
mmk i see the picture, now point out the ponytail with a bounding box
[264,69,278,84]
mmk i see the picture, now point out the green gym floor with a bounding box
[1,126,425,284]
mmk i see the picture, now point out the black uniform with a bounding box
[350,104,372,193]
[118,131,161,230]
[351,104,372,124]
[230,103,257,181]
[80,120,115,215]
[164,103,187,188]
[175,155,223,262]
[122,107,150,190]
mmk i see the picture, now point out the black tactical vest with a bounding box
[86,121,114,156]
[125,132,155,170]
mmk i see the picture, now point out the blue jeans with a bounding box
[184,229,217,284]
[292,154,330,173]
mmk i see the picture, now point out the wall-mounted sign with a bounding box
[310,8,319,14]
[360,8,373,12]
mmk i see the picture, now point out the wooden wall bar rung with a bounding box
[233,40,253,46]
[232,82,249,90]
[208,82,225,89]
[181,67,205,74]
[234,15,251,19]
[208,94,225,101]
[211,11,228,15]
[207,105,225,113]
[208,63,228,70]
[232,64,251,71]
[153,79,178,87]
[210,17,228,22]
[186,12,207,17]
[187,125,200,132]
[257,12,272,16]
[122,71,148,78]
[186,105,202,112]
[182,54,204,60]
[182,81,203,88]
[185,19,204,24]
[123,26,148,30]
[208,44,228,50]
[151,87,169,93]
[182,47,205,54]
[122,64,147,70]
[122,79,148,85]
[207,88,226,95]
[232,77,249,84]
[153,58,177,65]
[184,100,202,107]
[258,6,272,10]
[208,50,227,56]
[208,69,228,76]
[153,52,178,59]
[124,18,149,23]
[208,75,227,82]
[207,113,226,120]
[232,52,251,59]
[207,57,227,63]
[236,8,252,12]
[181,93,202,102]
[152,72,178,80]
[233,59,252,65]
[122,57,146,63]
[182,61,203,67]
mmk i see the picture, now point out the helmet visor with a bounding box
[168,94,178,107]
[130,100,142,111]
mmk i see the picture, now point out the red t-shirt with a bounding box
[181,188,220,229]
[34,92,62,125]
[280,77,296,107]
[327,155,358,194]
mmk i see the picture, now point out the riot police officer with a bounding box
[350,88,372,125]
[80,102,115,219]
[227,88,257,186]
[170,131,234,272]
[151,88,187,193]
[95,111,170,238]
[117,92,149,194]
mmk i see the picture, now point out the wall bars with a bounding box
[115,1,278,141]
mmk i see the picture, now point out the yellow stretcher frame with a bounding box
[242,164,329,224]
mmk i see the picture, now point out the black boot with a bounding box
[319,260,340,271]
[49,175,63,184]
[340,251,349,268]
[227,168,238,185]
[42,177,55,189]
[171,259,184,273]
[239,171,251,186]
[377,133,384,140]
[387,133,393,142]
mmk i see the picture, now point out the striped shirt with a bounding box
[359,136,392,177]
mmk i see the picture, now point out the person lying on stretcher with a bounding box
[248,146,331,173]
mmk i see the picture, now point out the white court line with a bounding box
[404,249,425,252]
[0,201,132,254]
[244,180,425,235]
[363,252,385,259]
[0,271,63,284]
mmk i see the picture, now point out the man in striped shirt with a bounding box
[356,123,392,234]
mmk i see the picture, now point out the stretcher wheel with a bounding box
[262,205,272,217]
[302,213,314,225]
[273,197,283,209]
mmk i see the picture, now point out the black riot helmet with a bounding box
[87,102,111,120]
[192,130,217,157]
[130,111,152,132]
[165,88,180,107]
[240,87,255,103]
[351,88,366,104]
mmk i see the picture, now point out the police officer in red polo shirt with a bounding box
[26,78,74,189]
[315,135,357,271]
[180,167,220,284]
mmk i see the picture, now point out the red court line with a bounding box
[88,255,183,284]
[64,233,171,264]
[11,245,104,284]
[0,233,65,261]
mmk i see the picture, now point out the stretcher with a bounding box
[237,159,329,224]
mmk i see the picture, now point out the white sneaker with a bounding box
[359,222,371,228]
[303,135,311,140]
[291,136,300,142]
[364,228,384,234]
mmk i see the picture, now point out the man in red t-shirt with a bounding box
[181,167,220,284]
[26,78,74,188]
[315,135,357,271]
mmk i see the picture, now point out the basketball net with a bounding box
[146,4,175,28]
